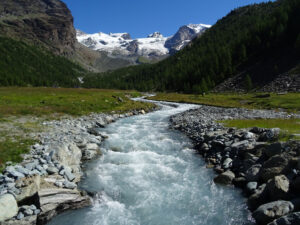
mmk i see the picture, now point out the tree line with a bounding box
[83,0,300,93]
[0,37,84,87]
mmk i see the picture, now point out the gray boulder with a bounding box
[63,181,77,189]
[261,155,289,182]
[0,194,18,221]
[49,142,82,173]
[17,212,24,220]
[266,175,289,200]
[222,158,233,169]
[245,164,262,182]
[266,128,281,140]
[64,167,75,182]
[6,166,25,179]
[82,150,99,161]
[267,212,300,225]
[265,143,284,158]
[260,128,281,141]
[214,171,235,185]
[15,166,31,176]
[243,132,255,140]
[37,188,91,224]
[231,140,249,149]
[253,200,294,225]
[246,182,258,194]
[46,167,59,175]
[248,184,268,210]
[85,143,100,150]
[24,209,33,216]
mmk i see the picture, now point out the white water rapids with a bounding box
[48,100,254,225]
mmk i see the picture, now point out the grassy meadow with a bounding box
[0,87,155,117]
[149,92,300,141]
[148,92,300,112]
[0,87,155,171]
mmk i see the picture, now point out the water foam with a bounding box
[48,102,253,225]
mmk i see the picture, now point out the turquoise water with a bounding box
[48,101,253,225]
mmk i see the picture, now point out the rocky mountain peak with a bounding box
[147,32,163,38]
[165,23,211,54]
[76,30,86,36]
[76,23,210,61]
[120,33,132,40]
[0,0,76,55]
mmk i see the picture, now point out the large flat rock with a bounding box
[0,194,18,222]
[37,188,91,224]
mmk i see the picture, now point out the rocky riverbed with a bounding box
[170,105,300,225]
[0,108,154,225]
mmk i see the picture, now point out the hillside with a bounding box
[0,0,93,87]
[0,37,85,87]
[83,0,300,93]
[0,0,76,55]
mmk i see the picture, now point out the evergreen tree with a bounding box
[244,74,253,91]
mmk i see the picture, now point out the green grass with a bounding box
[219,118,300,141]
[0,87,155,117]
[0,87,155,170]
[148,92,300,112]
[0,133,35,172]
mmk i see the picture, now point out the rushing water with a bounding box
[48,101,253,225]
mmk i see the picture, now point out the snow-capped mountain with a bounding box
[76,23,210,59]
[76,30,169,58]
[165,24,211,54]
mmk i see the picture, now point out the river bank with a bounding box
[170,104,300,224]
[1,97,299,225]
[0,106,157,225]
[46,100,252,225]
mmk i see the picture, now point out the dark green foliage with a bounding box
[83,0,300,93]
[244,74,253,91]
[0,37,85,87]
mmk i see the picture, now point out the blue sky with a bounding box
[63,0,273,38]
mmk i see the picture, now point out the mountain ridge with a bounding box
[82,0,300,93]
[76,23,211,60]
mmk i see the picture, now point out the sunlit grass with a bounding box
[0,133,35,172]
[219,118,300,141]
[148,92,300,112]
[0,87,154,117]
[0,87,155,170]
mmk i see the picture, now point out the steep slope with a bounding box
[73,42,133,73]
[0,0,88,87]
[83,0,300,93]
[0,37,84,87]
[165,24,211,54]
[0,0,76,55]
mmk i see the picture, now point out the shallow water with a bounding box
[48,101,253,225]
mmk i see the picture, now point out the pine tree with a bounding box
[244,74,253,91]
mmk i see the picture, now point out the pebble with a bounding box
[24,208,33,216]
[47,167,59,175]
[17,212,24,220]
[63,181,77,189]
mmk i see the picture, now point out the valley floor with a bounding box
[0,88,300,225]
[0,88,155,171]
[149,92,300,112]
